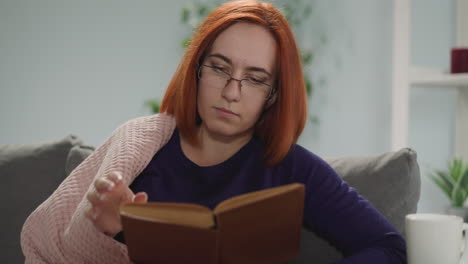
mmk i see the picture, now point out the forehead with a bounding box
[207,22,277,73]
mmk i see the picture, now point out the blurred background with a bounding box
[0,0,466,215]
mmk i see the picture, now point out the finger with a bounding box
[105,171,123,185]
[94,177,116,193]
[86,189,103,205]
[84,206,99,222]
[120,185,136,203]
[133,192,148,203]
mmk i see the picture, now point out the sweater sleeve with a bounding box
[20,114,176,264]
[294,149,407,264]
[20,122,130,264]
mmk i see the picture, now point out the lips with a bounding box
[214,107,239,116]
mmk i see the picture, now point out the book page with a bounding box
[213,183,304,214]
[120,202,216,229]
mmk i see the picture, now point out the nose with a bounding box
[221,77,242,102]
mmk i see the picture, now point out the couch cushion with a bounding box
[65,144,95,176]
[326,148,421,235]
[290,148,421,264]
[0,135,83,264]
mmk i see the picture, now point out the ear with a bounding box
[264,88,277,110]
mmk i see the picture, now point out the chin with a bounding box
[207,121,238,136]
[204,119,252,139]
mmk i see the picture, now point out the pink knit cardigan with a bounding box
[21,113,176,264]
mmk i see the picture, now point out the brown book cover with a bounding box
[120,183,305,264]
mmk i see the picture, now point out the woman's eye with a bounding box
[247,77,263,84]
[212,66,227,73]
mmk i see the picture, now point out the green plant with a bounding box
[430,158,468,207]
[144,99,160,113]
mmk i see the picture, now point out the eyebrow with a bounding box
[206,53,273,78]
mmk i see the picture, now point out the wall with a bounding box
[298,0,393,158]
[0,0,456,213]
[0,0,187,146]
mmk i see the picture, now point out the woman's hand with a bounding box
[85,171,148,237]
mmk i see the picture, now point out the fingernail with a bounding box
[106,182,115,191]
[99,193,107,201]
[116,172,123,181]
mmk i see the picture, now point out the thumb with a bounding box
[132,192,148,203]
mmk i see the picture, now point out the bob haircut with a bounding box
[161,0,307,167]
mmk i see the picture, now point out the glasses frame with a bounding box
[197,64,276,100]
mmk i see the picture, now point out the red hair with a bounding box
[160,0,307,167]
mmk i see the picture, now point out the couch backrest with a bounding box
[291,148,421,263]
[2,135,420,264]
[64,145,421,263]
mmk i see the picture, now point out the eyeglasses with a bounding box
[197,64,274,99]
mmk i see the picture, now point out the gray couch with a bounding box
[0,135,421,263]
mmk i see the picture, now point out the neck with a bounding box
[180,125,253,167]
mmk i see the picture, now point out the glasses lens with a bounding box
[241,80,270,97]
[200,65,271,98]
[201,66,229,87]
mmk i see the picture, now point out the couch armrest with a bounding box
[0,135,84,264]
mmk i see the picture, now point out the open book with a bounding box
[120,183,305,264]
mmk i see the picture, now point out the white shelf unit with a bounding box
[392,0,468,159]
[410,67,468,87]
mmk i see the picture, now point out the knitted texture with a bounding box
[20,113,176,264]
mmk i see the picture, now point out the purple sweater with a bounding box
[119,129,406,263]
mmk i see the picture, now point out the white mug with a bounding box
[406,213,468,264]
